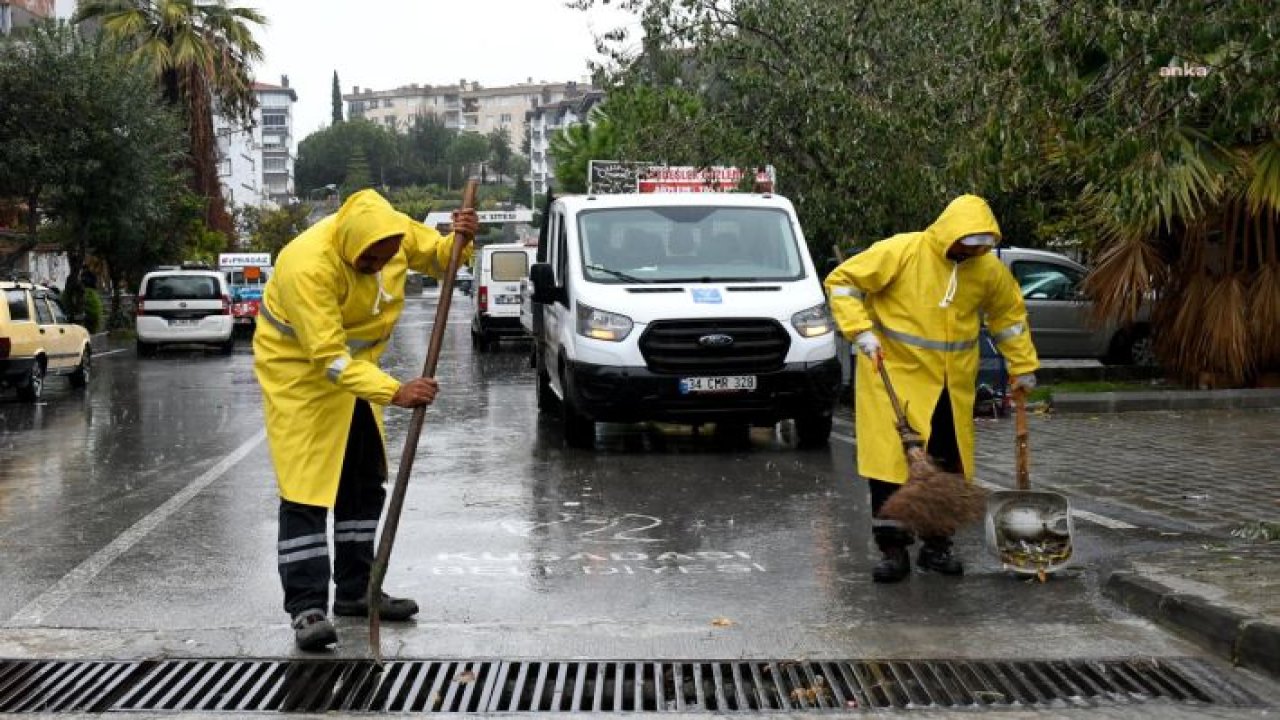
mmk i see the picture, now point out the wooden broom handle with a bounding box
[1014,387,1030,490]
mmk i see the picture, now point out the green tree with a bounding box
[403,112,456,186]
[445,132,490,189]
[75,0,266,243]
[549,107,619,193]
[343,147,374,197]
[487,127,513,183]
[0,21,194,324]
[295,119,398,194]
[331,70,343,126]
[242,202,312,257]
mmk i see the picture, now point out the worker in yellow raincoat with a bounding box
[825,195,1039,583]
[253,189,476,650]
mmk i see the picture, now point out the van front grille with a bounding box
[639,319,790,375]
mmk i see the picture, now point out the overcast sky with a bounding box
[56,0,637,141]
[255,1,639,138]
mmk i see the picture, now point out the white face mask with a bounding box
[959,233,997,247]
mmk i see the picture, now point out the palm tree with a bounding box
[75,0,266,242]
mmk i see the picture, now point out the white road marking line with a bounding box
[4,430,267,628]
[91,349,127,358]
[974,479,1137,530]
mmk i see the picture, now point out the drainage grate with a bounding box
[0,657,1264,713]
[0,660,142,713]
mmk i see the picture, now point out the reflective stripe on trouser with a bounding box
[865,389,962,548]
[277,399,388,616]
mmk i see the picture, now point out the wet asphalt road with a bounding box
[0,289,1276,714]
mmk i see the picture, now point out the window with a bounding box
[500,113,512,123]
[383,98,393,108]
[262,112,287,128]
[48,298,68,324]
[577,207,805,284]
[33,296,54,324]
[490,251,530,282]
[384,116,398,128]
[145,275,221,300]
[1011,260,1084,301]
[263,157,287,172]
[5,289,30,321]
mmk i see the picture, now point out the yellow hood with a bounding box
[924,194,1003,256]
[334,189,410,266]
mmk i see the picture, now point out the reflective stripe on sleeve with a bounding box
[334,531,377,543]
[259,303,295,336]
[876,324,978,352]
[992,323,1025,344]
[326,356,351,382]
[871,518,905,529]
[831,286,865,300]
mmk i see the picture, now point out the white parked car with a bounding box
[135,269,235,356]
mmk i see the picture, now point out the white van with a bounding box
[471,242,537,352]
[135,268,235,356]
[524,192,840,448]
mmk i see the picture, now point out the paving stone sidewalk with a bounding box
[974,408,1280,678]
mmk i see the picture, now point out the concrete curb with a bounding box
[1104,571,1279,679]
[1053,388,1280,413]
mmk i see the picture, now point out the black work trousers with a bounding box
[869,389,962,547]
[277,399,387,617]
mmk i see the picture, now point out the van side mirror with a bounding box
[530,262,560,304]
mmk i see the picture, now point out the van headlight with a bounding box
[791,303,834,338]
[576,302,633,341]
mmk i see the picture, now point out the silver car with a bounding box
[994,247,1154,365]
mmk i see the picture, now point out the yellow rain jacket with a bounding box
[825,195,1038,484]
[253,190,471,507]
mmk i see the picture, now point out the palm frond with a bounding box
[1083,229,1164,325]
[1246,140,1280,216]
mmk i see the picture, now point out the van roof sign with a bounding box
[588,161,776,194]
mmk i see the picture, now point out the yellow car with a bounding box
[1,280,92,402]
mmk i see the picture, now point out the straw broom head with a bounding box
[879,447,988,538]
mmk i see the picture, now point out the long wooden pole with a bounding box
[368,180,478,664]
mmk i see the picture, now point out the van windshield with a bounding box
[577,206,805,284]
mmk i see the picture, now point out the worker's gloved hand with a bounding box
[451,209,479,244]
[392,377,439,408]
[854,330,881,358]
[1010,373,1037,393]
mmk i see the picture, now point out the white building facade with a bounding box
[344,78,593,150]
[215,77,298,211]
[526,91,604,202]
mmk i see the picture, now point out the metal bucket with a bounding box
[985,490,1075,574]
[985,389,1075,576]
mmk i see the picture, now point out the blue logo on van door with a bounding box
[691,289,722,304]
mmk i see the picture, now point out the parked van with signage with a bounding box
[523,184,840,449]
[471,242,537,352]
[218,252,272,334]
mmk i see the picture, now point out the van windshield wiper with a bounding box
[585,263,647,284]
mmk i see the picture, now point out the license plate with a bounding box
[679,375,756,394]
[494,295,521,305]
[171,319,200,327]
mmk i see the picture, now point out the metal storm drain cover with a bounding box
[0,657,1263,713]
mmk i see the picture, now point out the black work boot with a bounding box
[333,592,420,621]
[291,609,337,651]
[917,536,964,575]
[872,526,914,583]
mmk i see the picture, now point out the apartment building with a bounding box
[0,0,53,35]
[344,78,592,147]
[215,77,298,210]
[526,90,605,201]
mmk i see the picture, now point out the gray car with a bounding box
[994,247,1154,365]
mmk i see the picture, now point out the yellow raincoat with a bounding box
[253,190,471,507]
[825,195,1038,484]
